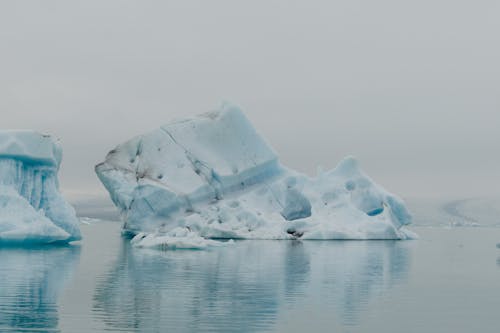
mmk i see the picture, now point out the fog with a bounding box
[1,0,499,199]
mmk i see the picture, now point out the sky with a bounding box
[1,0,499,199]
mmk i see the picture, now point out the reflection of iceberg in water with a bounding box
[93,240,295,332]
[313,241,411,326]
[93,240,411,332]
[0,246,80,333]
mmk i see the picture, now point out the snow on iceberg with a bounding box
[0,131,81,244]
[96,104,414,247]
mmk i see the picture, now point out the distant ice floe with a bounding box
[408,196,500,228]
[95,104,414,248]
[0,131,81,244]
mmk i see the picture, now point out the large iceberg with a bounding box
[0,131,81,244]
[96,104,414,247]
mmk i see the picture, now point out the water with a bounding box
[1,199,500,332]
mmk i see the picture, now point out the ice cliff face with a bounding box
[0,131,81,244]
[96,105,414,248]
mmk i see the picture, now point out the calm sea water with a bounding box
[1,199,500,332]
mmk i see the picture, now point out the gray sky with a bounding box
[1,0,499,199]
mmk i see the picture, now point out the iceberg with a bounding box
[96,104,414,247]
[0,130,81,244]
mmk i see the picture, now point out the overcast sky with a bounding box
[1,0,499,199]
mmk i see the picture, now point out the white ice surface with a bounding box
[131,229,233,250]
[0,130,62,167]
[0,131,81,244]
[96,104,414,248]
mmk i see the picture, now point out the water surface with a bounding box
[1,199,500,332]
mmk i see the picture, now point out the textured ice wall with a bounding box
[96,105,414,247]
[0,131,81,244]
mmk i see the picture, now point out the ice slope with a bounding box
[96,104,414,248]
[0,131,81,244]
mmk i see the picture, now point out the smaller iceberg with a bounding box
[96,104,414,248]
[0,130,81,244]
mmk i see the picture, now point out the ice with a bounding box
[0,131,81,244]
[131,229,233,250]
[96,104,414,247]
[281,188,312,221]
